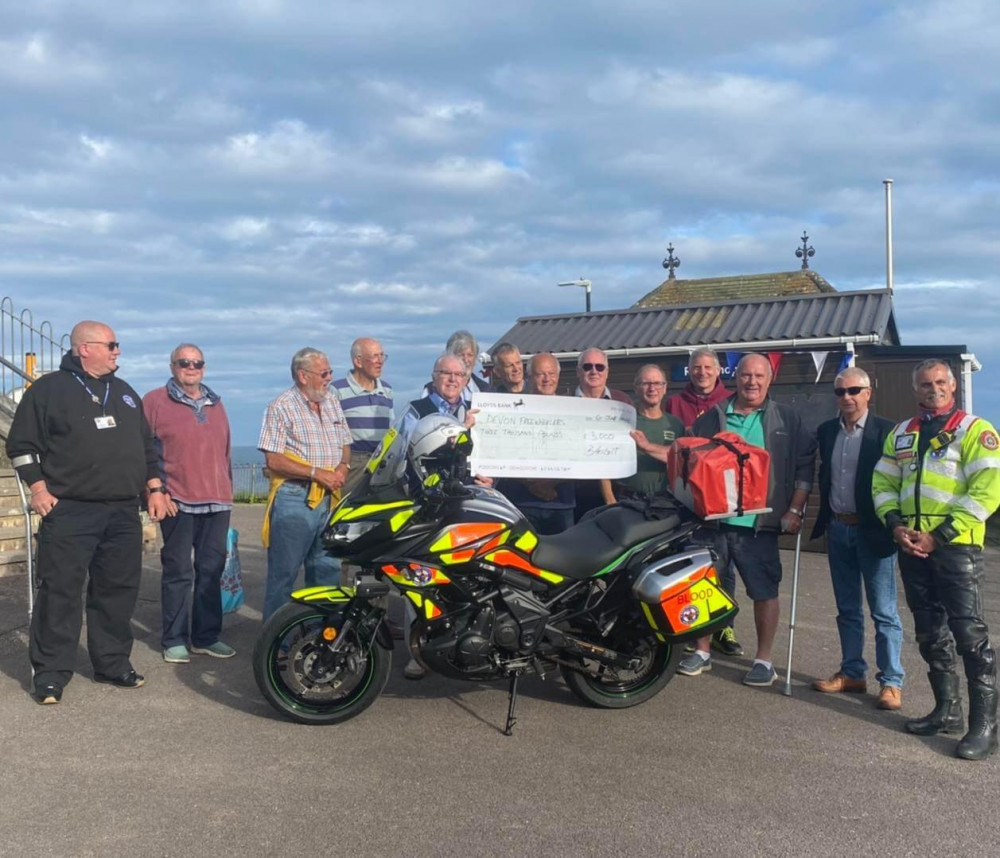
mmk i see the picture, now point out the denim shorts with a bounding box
[703,525,783,601]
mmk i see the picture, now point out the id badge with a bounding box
[95,415,117,430]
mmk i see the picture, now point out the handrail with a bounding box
[0,353,33,383]
[0,296,69,421]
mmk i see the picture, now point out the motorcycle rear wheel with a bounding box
[561,634,682,709]
[253,602,391,725]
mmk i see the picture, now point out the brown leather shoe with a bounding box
[812,672,867,694]
[877,685,902,710]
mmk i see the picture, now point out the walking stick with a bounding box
[15,477,36,677]
[782,526,804,697]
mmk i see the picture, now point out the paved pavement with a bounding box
[1,505,999,858]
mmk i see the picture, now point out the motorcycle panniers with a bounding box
[666,431,770,520]
[632,549,738,641]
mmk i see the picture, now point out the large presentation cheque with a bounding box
[469,393,637,479]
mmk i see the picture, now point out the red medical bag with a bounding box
[666,432,771,520]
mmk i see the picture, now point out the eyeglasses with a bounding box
[363,353,388,362]
[434,371,465,379]
[638,381,666,388]
[581,363,606,372]
[303,369,333,379]
[834,386,869,397]
[84,341,121,351]
[173,359,205,370]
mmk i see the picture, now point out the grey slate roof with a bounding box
[634,269,837,308]
[490,288,900,357]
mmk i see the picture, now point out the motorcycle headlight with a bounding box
[329,521,379,543]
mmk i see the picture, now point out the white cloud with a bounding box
[3,1,1000,438]
[0,32,107,87]
[209,120,336,177]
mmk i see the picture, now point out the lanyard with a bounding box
[73,373,110,415]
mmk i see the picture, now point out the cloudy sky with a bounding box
[3,0,999,444]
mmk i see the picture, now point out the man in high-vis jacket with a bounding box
[872,359,1000,760]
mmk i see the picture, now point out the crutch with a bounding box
[15,477,37,676]
[782,526,804,697]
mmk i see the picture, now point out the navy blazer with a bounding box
[810,412,896,557]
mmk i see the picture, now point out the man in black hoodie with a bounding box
[7,320,171,704]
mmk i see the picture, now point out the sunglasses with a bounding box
[581,362,606,372]
[834,386,869,397]
[84,341,121,351]
[304,369,333,379]
[173,359,205,370]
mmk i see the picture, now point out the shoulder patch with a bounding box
[122,394,137,408]
[979,430,999,451]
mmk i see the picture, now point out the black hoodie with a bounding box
[6,353,158,501]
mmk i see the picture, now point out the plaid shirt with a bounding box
[258,386,352,469]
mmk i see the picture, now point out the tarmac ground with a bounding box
[1,504,999,858]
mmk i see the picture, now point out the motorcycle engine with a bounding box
[454,606,495,669]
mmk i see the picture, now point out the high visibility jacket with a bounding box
[872,410,1000,548]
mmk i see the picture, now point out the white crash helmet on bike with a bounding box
[407,414,471,484]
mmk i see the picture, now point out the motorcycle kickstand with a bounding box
[503,670,523,737]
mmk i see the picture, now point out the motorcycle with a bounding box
[253,415,738,734]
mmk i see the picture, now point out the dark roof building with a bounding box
[494,286,899,360]
[487,271,982,553]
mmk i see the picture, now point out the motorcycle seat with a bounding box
[533,504,687,579]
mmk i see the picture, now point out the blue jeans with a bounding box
[827,519,905,687]
[521,506,574,535]
[160,509,230,649]
[263,484,340,620]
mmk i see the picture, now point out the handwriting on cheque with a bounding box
[469,393,638,479]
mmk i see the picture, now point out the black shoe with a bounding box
[33,683,62,705]
[906,671,964,736]
[711,627,744,657]
[93,669,146,689]
[956,685,998,761]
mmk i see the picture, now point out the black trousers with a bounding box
[30,499,143,688]
[159,509,230,649]
[898,544,997,687]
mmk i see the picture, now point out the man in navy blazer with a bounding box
[810,367,905,709]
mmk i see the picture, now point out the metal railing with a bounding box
[1,297,70,418]
[232,463,270,502]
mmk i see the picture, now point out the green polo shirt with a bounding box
[723,400,765,528]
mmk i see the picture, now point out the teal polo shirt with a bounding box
[723,400,765,528]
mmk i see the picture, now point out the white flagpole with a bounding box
[884,179,894,296]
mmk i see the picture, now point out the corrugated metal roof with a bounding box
[634,269,837,308]
[490,289,899,357]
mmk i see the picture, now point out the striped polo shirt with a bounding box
[332,371,394,455]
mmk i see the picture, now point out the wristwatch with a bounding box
[148,486,167,494]
[337,462,352,471]
[788,507,804,517]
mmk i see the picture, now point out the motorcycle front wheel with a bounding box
[561,632,682,709]
[253,602,391,725]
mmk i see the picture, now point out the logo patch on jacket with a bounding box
[122,394,137,408]
[980,430,999,451]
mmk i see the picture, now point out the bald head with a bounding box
[70,320,120,377]
[734,353,772,410]
[350,337,386,386]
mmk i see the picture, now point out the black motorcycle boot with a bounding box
[906,672,965,736]
[956,684,998,761]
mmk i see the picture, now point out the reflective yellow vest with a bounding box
[872,411,1000,547]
